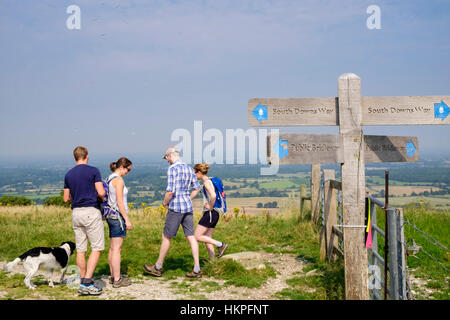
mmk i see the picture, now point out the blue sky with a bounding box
[0,0,449,162]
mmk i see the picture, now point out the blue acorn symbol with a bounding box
[252,104,268,123]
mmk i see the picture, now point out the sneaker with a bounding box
[217,243,229,258]
[185,270,202,279]
[113,277,132,288]
[143,264,163,277]
[78,282,102,296]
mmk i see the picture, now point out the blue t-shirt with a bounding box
[64,164,102,209]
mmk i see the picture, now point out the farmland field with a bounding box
[0,162,449,211]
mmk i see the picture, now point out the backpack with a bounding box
[202,177,227,214]
[100,175,120,219]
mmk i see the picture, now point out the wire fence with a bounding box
[402,220,449,273]
[318,171,449,300]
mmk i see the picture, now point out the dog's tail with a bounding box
[4,258,21,272]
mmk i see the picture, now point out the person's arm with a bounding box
[95,182,105,201]
[189,168,201,200]
[190,188,200,200]
[63,175,72,203]
[94,168,105,201]
[114,178,132,230]
[163,191,173,208]
[164,167,175,208]
[203,180,216,211]
[63,188,72,203]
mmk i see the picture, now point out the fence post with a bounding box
[371,201,378,264]
[388,208,399,300]
[321,170,337,261]
[397,208,407,300]
[311,164,321,223]
[300,184,307,218]
[369,200,380,299]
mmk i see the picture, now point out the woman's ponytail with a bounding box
[110,162,117,172]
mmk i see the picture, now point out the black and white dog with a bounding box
[4,241,76,289]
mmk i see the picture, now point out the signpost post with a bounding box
[248,73,449,300]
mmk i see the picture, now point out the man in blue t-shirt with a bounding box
[63,146,105,296]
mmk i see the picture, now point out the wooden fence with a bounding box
[311,168,408,300]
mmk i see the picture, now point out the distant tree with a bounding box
[0,195,33,206]
[257,202,263,208]
[44,196,71,207]
[263,201,278,208]
[44,190,71,207]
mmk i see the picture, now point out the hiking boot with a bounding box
[143,264,163,277]
[78,282,102,296]
[185,269,202,279]
[217,243,229,258]
[113,277,132,288]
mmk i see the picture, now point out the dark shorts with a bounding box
[198,210,220,229]
[106,214,127,238]
[164,209,194,238]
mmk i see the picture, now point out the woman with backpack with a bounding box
[192,163,228,260]
[106,157,133,288]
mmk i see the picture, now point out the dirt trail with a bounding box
[1,251,309,300]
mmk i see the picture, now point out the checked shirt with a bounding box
[166,160,200,213]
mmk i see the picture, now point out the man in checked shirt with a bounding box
[143,146,203,278]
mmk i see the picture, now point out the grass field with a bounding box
[258,180,297,190]
[0,198,447,300]
[374,195,450,208]
[0,203,345,300]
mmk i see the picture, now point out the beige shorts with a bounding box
[72,207,105,252]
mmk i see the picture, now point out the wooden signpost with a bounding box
[248,73,449,300]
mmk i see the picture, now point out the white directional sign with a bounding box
[249,96,450,126]
[248,98,338,126]
[267,133,419,165]
[362,96,450,125]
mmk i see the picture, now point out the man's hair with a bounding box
[73,146,88,161]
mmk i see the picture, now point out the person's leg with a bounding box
[109,237,124,282]
[143,233,168,276]
[186,235,200,268]
[108,248,113,279]
[144,209,179,276]
[194,224,217,260]
[182,212,200,271]
[204,228,216,260]
[156,209,181,267]
[84,208,105,281]
[85,250,101,279]
[195,224,222,246]
[72,208,89,280]
[76,251,87,279]
[156,233,171,267]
